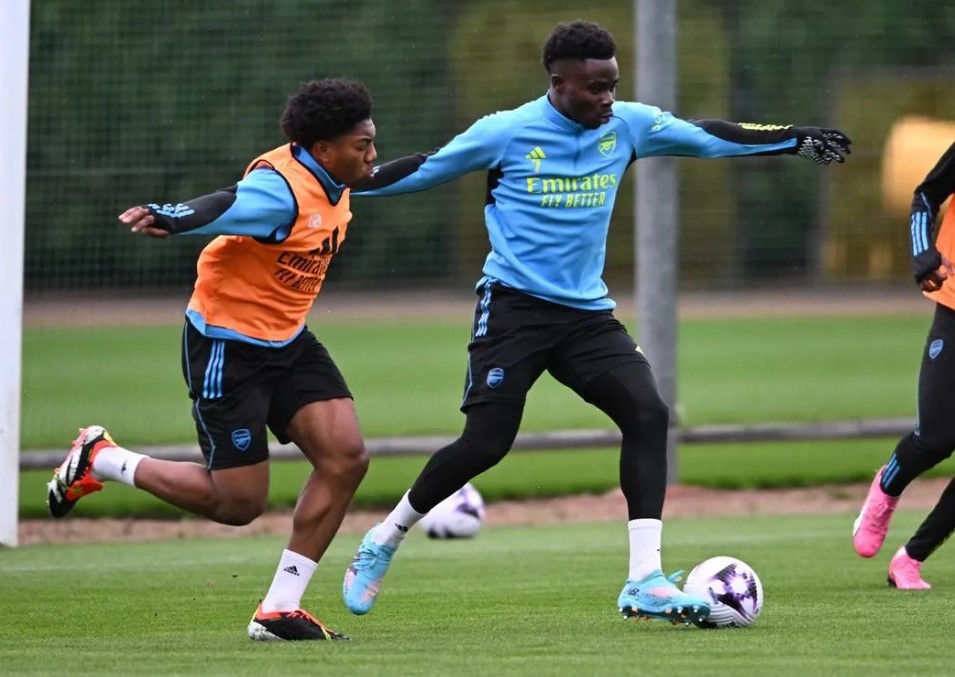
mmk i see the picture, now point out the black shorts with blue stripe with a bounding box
[180,320,351,470]
[461,282,648,411]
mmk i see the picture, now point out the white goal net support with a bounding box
[0,0,30,548]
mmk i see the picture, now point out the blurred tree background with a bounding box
[25,0,955,296]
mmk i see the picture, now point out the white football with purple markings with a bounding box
[419,482,485,539]
[683,556,763,628]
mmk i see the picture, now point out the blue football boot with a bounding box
[617,569,710,625]
[343,526,397,615]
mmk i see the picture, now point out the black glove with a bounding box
[794,128,852,165]
[913,248,942,284]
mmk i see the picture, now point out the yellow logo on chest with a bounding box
[598,132,617,156]
[525,146,547,173]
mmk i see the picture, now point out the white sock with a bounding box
[372,491,425,548]
[261,549,317,613]
[628,518,663,581]
[90,445,147,487]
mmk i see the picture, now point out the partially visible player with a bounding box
[341,20,851,625]
[854,140,955,589]
[46,79,378,639]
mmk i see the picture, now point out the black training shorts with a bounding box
[460,282,648,410]
[181,321,352,470]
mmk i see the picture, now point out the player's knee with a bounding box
[458,431,511,470]
[642,395,670,429]
[459,422,516,472]
[626,394,669,441]
[459,403,521,470]
[340,438,370,482]
[319,434,369,484]
[215,496,267,526]
[476,447,509,470]
[205,465,269,525]
[205,485,267,525]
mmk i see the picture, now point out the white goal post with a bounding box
[0,0,31,548]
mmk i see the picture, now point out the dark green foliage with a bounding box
[720,0,955,281]
[26,0,451,292]
[24,0,955,292]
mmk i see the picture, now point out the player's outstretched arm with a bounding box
[352,113,510,197]
[665,118,851,163]
[621,103,851,164]
[120,170,295,241]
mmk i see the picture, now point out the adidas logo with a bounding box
[283,565,300,576]
[525,146,546,173]
[148,202,195,219]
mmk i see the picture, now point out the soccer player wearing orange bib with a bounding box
[853,140,955,589]
[46,79,378,640]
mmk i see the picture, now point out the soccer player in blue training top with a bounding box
[853,139,955,590]
[343,20,851,625]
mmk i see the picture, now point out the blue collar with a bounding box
[291,143,347,204]
[540,93,587,133]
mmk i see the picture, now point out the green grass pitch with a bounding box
[3,513,952,676]
[20,310,954,517]
[21,313,930,449]
[12,310,953,673]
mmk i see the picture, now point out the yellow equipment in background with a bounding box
[882,116,955,216]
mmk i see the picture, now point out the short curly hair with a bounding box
[280,78,373,147]
[541,20,616,73]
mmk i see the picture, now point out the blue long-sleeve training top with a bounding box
[143,144,339,240]
[353,94,808,310]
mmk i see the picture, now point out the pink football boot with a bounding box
[888,547,931,590]
[853,466,899,558]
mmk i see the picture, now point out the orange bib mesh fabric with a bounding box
[187,144,351,341]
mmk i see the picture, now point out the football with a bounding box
[418,482,485,539]
[682,556,763,628]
